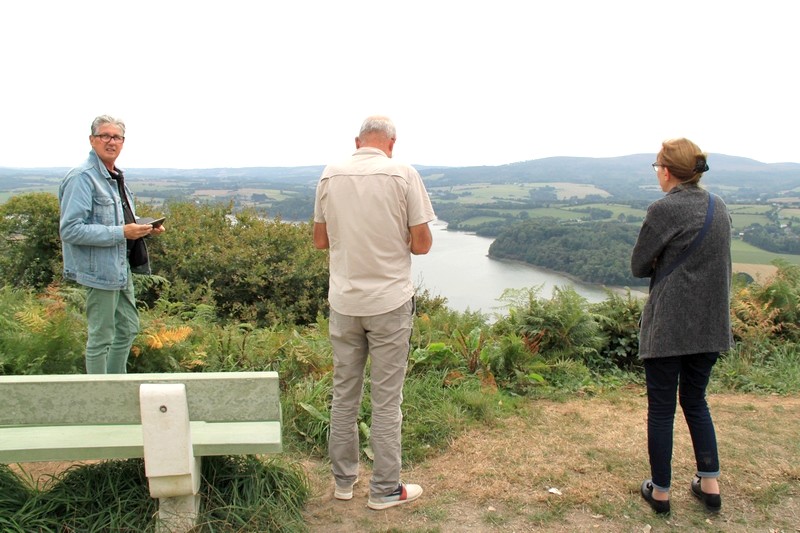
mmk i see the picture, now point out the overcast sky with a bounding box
[1,1,796,169]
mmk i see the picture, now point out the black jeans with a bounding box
[644,352,720,491]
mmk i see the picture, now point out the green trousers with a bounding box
[84,271,139,374]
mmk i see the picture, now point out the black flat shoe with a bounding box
[691,475,721,512]
[641,479,670,514]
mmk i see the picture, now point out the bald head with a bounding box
[355,115,396,158]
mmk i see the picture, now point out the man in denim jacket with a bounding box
[59,115,165,373]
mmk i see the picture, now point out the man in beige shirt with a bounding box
[313,115,435,510]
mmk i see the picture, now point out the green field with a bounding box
[458,216,507,226]
[728,204,773,214]
[430,182,610,204]
[730,213,772,231]
[564,203,647,219]
[127,179,186,190]
[526,207,580,220]
[731,238,800,265]
[727,203,773,231]
[0,185,59,198]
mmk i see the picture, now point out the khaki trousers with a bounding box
[328,298,414,499]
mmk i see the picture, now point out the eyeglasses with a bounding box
[94,134,125,143]
[651,162,665,172]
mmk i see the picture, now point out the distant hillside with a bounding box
[0,165,324,185]
[419,154,800,194]
[3,154,799,198]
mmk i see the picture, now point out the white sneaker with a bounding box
[334,477,359,500]
[367,483,423,510]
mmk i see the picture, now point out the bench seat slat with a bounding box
[0,421,282,464]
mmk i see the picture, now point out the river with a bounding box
[411,221,645,314]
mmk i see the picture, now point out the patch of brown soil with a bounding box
[9,460,99,489]
[732,263,779,282]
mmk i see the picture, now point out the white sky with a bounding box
[1,0,797,169]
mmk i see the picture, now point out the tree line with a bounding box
[742,223,800,254]
[488,218,647,287]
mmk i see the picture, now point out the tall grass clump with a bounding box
[715,342,800,394]
[199,455,309,532]
[14,459,155,532]
[401,370,514,464]
[0,465,34,532]
[0,457,309,532]
[282,372,335,455]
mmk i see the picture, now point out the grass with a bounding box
[731,239,800,265]
[4,456,309,532]
[730,213,772,231]
[4,362,800,532]
[301,388,800,532]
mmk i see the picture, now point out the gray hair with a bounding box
[359,115,396,140]
[91,115,126,136]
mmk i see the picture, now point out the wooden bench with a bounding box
[0,371,282,532]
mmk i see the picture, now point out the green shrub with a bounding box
[413,303,488,349]
[539,356,593,393]
[145,201,329,326]
[0,192,62,290]
[590,289,643,371]
[480,332,546,393]
[409,341,464,372]
[495,286,606,367]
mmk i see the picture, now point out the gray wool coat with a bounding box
[631,184,733,359]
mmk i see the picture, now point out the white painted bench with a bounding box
[0,371,282,532]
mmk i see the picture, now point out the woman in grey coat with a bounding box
[631,138,732,515]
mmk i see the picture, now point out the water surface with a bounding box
[411,221,643,314]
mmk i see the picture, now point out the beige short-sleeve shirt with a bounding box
[314,147,436,316]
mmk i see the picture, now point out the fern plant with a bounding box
[0,285,85,374]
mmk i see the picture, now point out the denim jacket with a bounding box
[59,150,150,290]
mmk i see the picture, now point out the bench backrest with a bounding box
[0,372,281,426]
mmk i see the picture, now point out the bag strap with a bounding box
[651,193,716,287]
